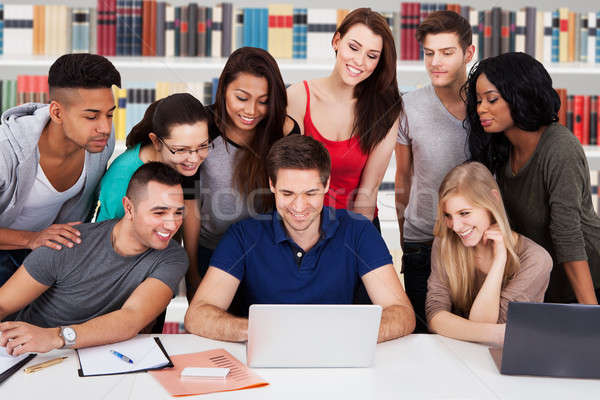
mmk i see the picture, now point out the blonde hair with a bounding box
[433,162,520,315]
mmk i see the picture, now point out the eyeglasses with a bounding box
[157,136,214,157]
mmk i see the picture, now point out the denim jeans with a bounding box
[401,241,432,333]
[0,249,31,287]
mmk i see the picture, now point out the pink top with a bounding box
[302,81,372,213]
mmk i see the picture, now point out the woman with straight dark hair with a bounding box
[96,93,210,222]
[464,52,600,305]
[182,47,300,300]
[287,7,403,223]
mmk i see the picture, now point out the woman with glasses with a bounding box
[96,93,210,222]
[182,47,300,304]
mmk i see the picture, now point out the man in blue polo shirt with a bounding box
[185,135,415,343]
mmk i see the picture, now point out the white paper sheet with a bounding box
[77,336,170,376]
[0,346,30,374]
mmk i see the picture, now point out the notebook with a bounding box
[77,336,172,377]
[0,347,36,385]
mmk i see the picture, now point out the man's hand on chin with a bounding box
[0,321,63,356]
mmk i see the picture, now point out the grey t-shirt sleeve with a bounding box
[147,244,189,295]
[543,136,589,263]
[396,112,410,145]
[22,245,68,287]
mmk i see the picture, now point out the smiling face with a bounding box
[443,194,493,248]
[56,87,116,153]
[151,121,210,176]
[224,72,268,132]
[423,32,473,88]
[126,181,184,251]
[475,74,515,133]
[332,23,383,86]
[270,168,329,237]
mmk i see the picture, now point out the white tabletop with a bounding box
[2,334,600,399]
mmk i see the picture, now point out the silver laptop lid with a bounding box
[247,304,382,368]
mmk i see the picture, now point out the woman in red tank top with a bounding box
[287,8,404,223]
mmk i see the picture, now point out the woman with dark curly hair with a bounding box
[464,52,600,305]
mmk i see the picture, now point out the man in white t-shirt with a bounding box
[395,11,474,332]
[0,54,121,286]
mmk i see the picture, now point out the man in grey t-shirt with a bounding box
[395,11,473,332]
[0,163,188,356]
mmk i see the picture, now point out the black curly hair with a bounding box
[462,52,561,175]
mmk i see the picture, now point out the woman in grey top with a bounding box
[182,47,300,303]
[465,52,600,304]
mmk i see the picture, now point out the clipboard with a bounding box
[0,353,36,385]
[77,337,173,377]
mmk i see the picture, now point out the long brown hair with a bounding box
[335,8,403,153]
[213,47,287,212]
[433,162,520,315]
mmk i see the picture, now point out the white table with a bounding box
[2,334,600,399]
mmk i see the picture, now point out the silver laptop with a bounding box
[247,304,382,368]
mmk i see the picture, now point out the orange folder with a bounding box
[149,348,268,397]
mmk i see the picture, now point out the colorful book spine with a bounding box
[179,5,187,57]
[142,0,151,56]
[552,10,559,63]
[0,4,3,55]
[233,6,243,53]
[535,11,544,62]
[33,5,45,56]
[515,10,525,54]
[131,0,142,55]
[155,1,165,57]
[205,6,212,57]
[293,8,307,59]
[543,11,552,64]
[198,6,206,57]
[307,8,336,60]
[559,8,568,63]
[258,8,268,51]
[525,7,536,57]
[72,8,90,53]
[268,4,293,59]
[591,95,598,146]
[483,10,492,59]
[108,0,117,56]
[90,7,97,53]
[583,95,591,145]
[116,88,127,141]
[221,2,233,57]
[4,5,33,55]
[491,7,501,57]
[187,2,197,57]
[567,95,574,132]
[589,12,597,65]
[581,14,588,62]
[173,6,180,56]
[573,95,584,143]
[165,3,174,57]
[597,12,600,63]
[116,0,126,55]
[568,11,575,62]
[243,8,252,48]
[211,4,222,58]
[500,10,510,55]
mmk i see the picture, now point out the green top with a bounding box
[497,123,600,302]
[96,143,144,222]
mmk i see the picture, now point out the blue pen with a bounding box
[110,350,134,364]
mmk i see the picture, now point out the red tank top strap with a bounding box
[302,80,314,138]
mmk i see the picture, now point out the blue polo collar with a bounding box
[272,206,340,245]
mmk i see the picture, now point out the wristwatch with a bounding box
[59,326,77,349]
